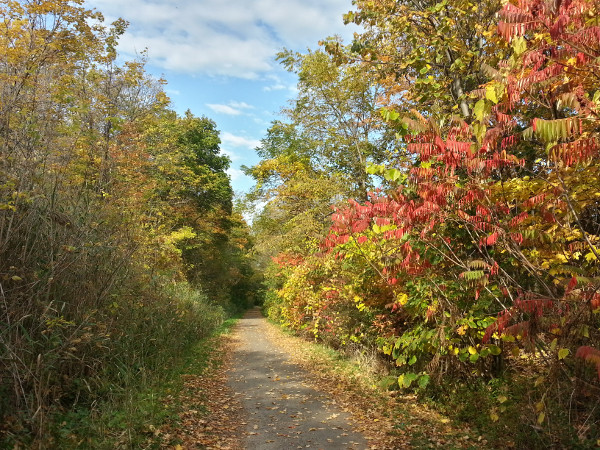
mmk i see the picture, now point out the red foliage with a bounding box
[575,346,600,379]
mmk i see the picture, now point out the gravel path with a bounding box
[227,308,368,449]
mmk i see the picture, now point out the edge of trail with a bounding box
[160,308,488,449]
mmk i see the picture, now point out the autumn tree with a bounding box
[259,0,600,445]
[0,1,256,445]
[336,0,503,120]
[276,47,393,199]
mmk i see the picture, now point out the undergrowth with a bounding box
[52,315,239,449]
[0,288,239,449]
[268,316,599,449]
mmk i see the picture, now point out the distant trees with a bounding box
[245,47,393,262]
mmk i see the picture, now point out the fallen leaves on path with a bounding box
[158,314,487,449]
[157,334,244,449]
[260,321,487,449]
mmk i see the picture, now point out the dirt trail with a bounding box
[228,308,368,449]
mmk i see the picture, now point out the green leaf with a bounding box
[408,355,417,365]
[558,348,570,360]
[381,108,400,121]
[461,270,485,281]
[399,372,419,388]
[418,374,430,388]
[488,344,501,356]
[384,168,403,182]
[366,162,385,175]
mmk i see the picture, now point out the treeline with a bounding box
[246,0,600,447]
[0,0,257,446]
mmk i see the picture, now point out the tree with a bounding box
[0,2,257,443]
[261,0,600,444]
[337,0,503,119]
[277,47,392,199]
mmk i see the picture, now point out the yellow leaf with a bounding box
[582,325,589,338]
[490,412,499,422]
[537,411,545,425]
[558,348,569,360]
[485,85,498,104]
[536,401,544,413]
[468,346,477,355]
[498,395,507,404]
[397,292,408,305]
[553,254,568,263]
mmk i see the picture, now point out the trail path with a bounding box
[163,309,482,449]
[228,308,368,449]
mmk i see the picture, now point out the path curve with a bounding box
[228,308,368,449]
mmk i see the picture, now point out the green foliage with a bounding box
[251,0,600,445]
[0,1,258,445]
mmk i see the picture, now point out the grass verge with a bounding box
[266,317,600,449]
[50,316,240,449]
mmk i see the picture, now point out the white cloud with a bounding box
[206,101,255,115]
[87,0,357,78]
[206,104,244,115]
[263,83,286,92]
[229,101,254,110]
[221,132,261,149]
[220,148,241,162]
[227,167,245,181]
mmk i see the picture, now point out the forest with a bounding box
[1,0,599,448]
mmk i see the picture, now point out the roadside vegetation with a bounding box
[0,1,258,446]
[246,1,600,447]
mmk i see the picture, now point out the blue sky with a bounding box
[87,0,359,195]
